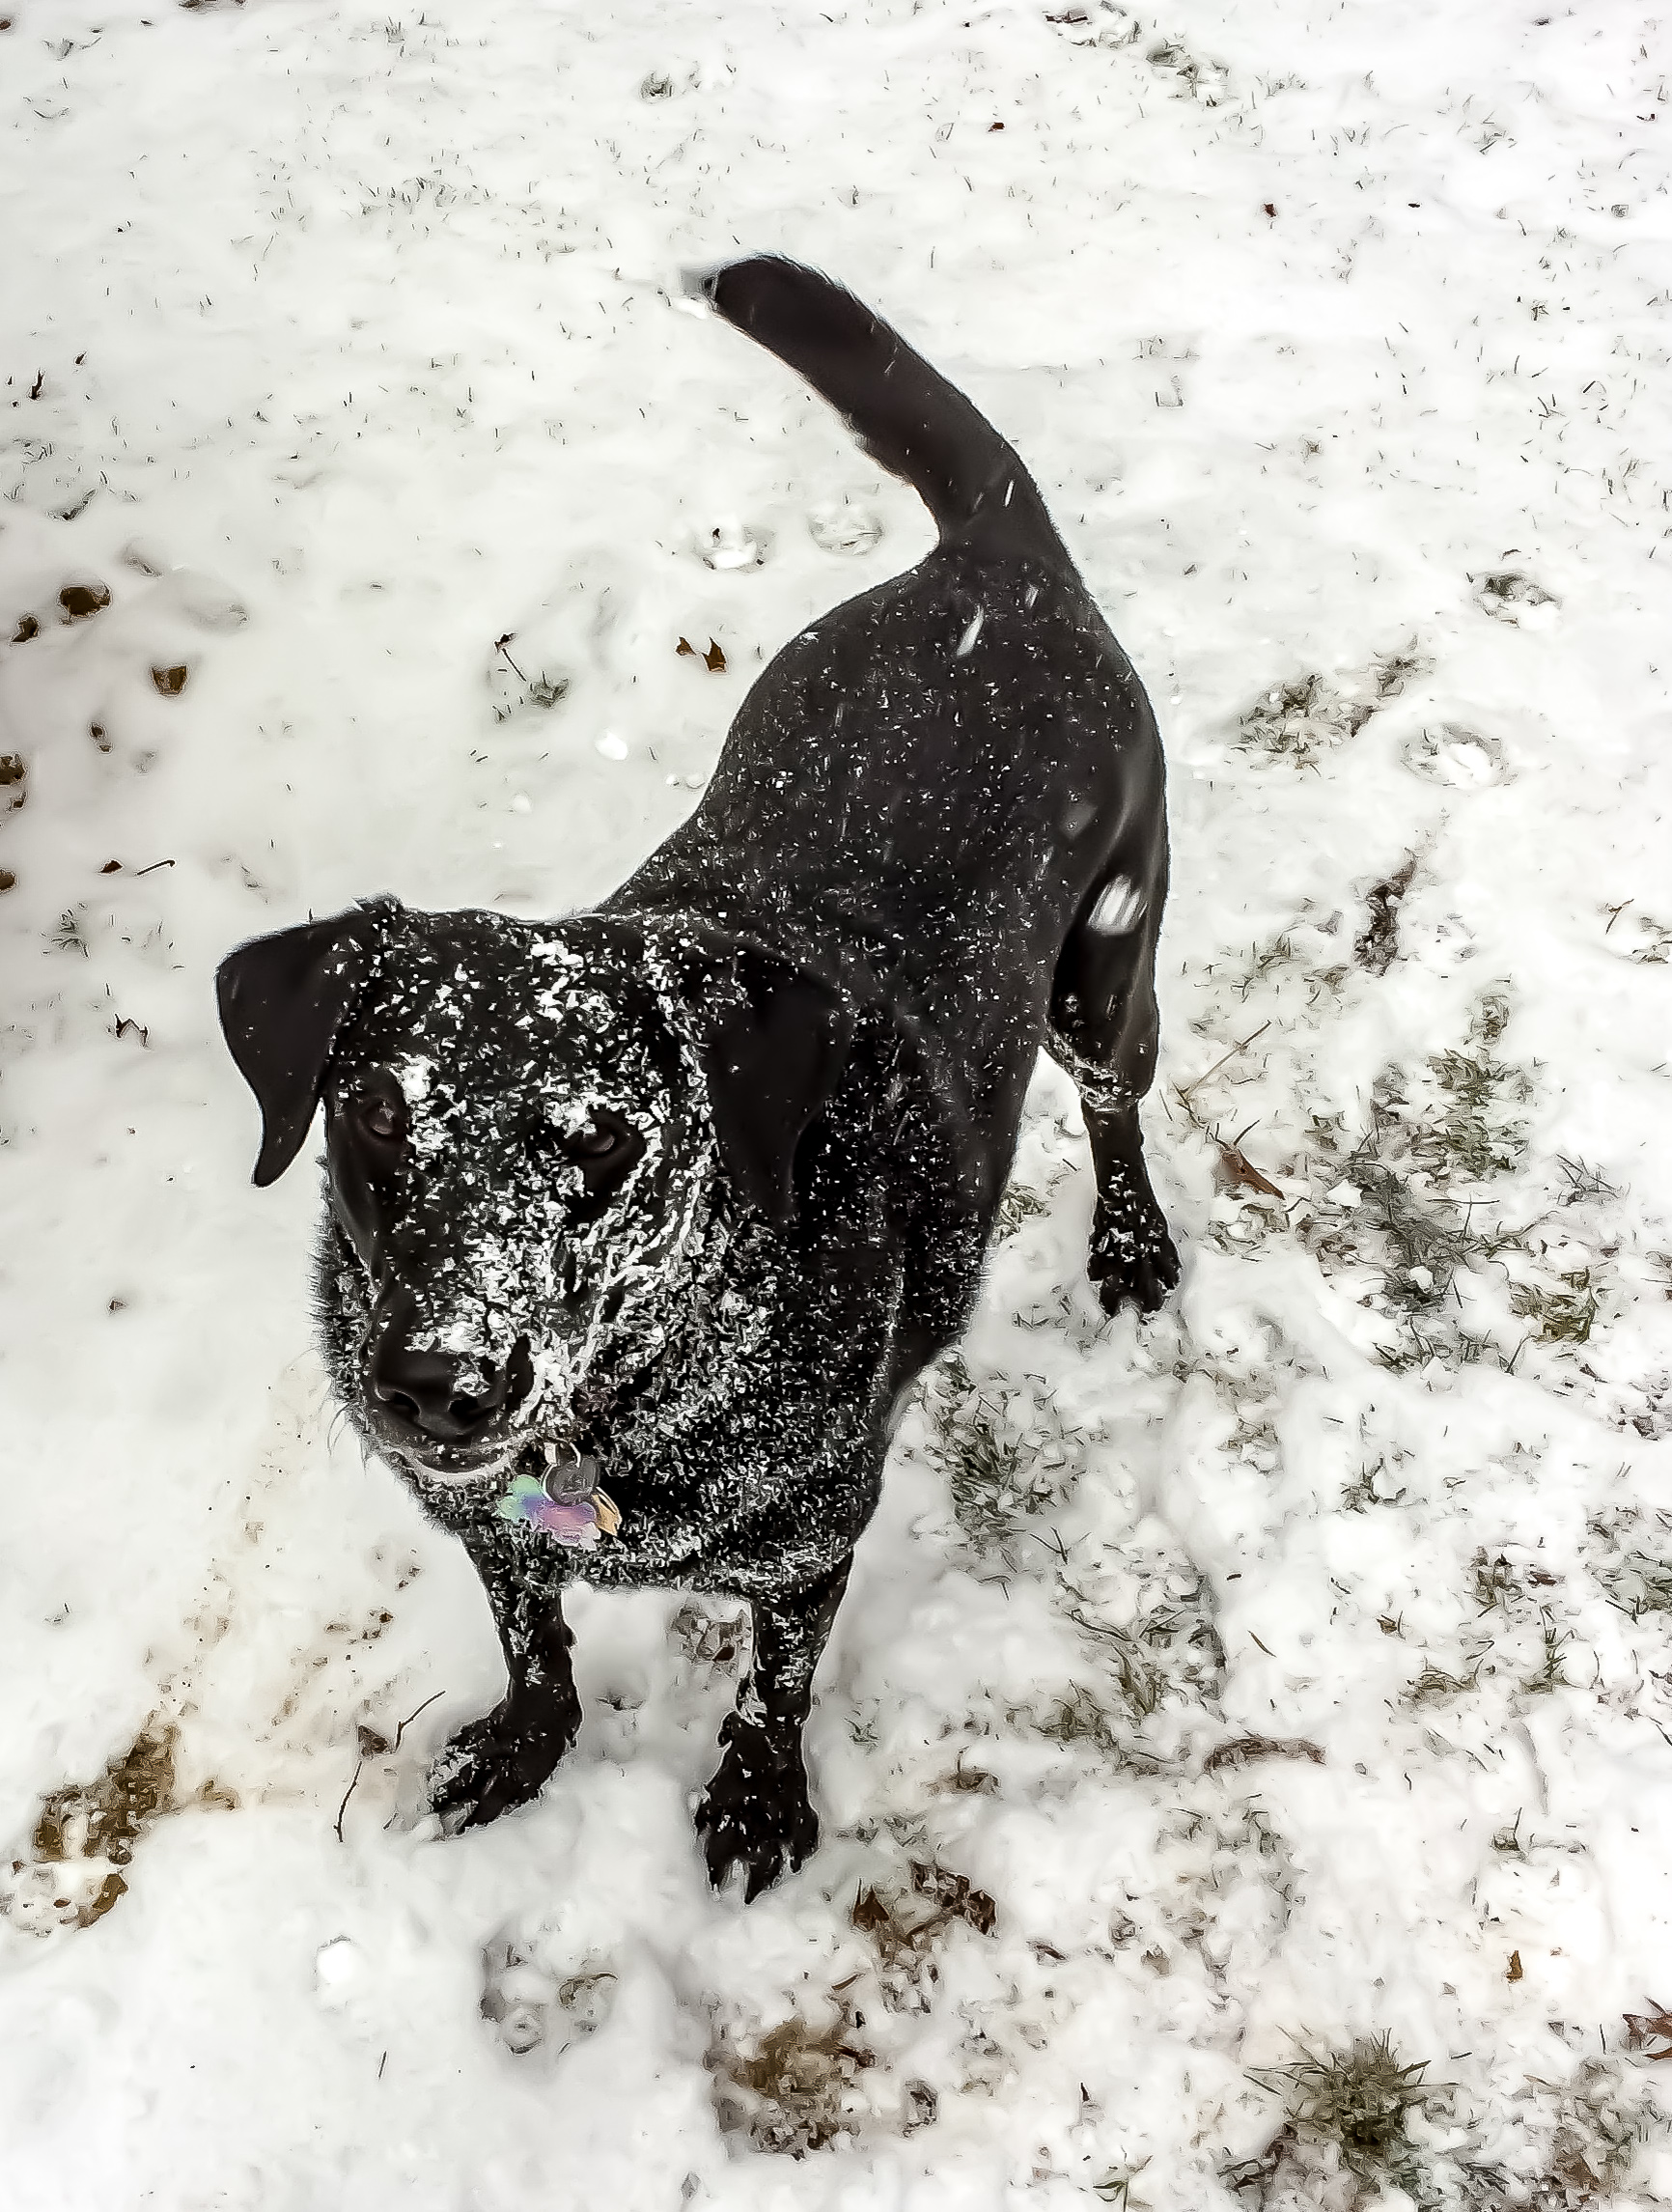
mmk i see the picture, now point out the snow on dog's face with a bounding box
[320,910,713,1479]
[217,897,853,1484]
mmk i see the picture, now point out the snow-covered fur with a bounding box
[216,256,1174,1896]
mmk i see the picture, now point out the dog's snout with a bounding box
[373,1343,504,1440]
[368,1296,529,1447]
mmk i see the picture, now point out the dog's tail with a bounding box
[696,256,1070,574]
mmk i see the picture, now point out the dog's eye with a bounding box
[543,1112,644,1192]
[567,1123,624,1160]
[357,1096,405,1142]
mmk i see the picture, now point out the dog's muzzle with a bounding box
[364,1284,534,1467]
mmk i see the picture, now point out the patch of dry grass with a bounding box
[710,2007,874,2155]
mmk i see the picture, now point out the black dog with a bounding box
[216,259,1177,1899]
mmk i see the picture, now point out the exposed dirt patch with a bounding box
[58,579,110,620]
[2,1721,237,1937]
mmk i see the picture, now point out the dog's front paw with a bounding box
[693,1736,818,1901]
[1089,1196,1181,1317]
[427,1703,573,1833]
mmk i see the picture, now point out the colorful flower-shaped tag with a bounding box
[495,1468,622,1548]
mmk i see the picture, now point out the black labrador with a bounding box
[216,259,1177,1899]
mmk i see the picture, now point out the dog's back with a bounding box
[625,259,1164,1151]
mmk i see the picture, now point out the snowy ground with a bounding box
[2,0,1671,2203]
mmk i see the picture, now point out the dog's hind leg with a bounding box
[693,1555,851,1900]
[1046,863,1181,1316]
[428,1529,582,1831]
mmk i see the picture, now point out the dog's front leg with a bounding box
[428,1528,581,1832]
[694,1555,851,1900]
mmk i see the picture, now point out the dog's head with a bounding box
[216,898,851,1480]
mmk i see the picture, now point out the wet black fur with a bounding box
[216,258,1178,1899]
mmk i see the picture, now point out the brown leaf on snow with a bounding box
[1623,2000,1672,2058]
[1218,1141,1282,1198]
[79,1871,127,1927]
[850,1886,893,1937]
[703,637,726,672]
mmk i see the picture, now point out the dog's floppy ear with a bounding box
[215,898,398,1187]
[695,942,854,1224]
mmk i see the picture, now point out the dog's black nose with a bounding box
[368,1296,526,1446]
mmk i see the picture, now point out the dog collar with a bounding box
[495,1455,622,1548]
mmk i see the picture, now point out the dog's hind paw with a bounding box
[694,1741,819,1902]
[1088,1202,1181,1317]
[428,1704,573,1833]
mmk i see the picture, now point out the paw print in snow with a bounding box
[808,500,882,557]
[481,1930,615,2056]
[700,518,770,571]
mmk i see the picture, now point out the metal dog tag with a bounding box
[495,1446,619,1547]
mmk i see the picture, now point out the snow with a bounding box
[1089,877,1145,935]
[1,0,1670,2203]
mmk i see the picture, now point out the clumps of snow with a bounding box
[1146,35,1231,106]
[1426,2056,1656,2209]
[704,1861,998,2155]
[1402,722,1513,788]
[313,1933,364,2006]
[1585,1513,1672,1624]
[1172,910,1624,1376]
[1474,570,1560,625]
[808,499,883,557]
[481,1931,616,2058]
[709,2002,876,2155]
[1238,667,1371,765]
[1480,2061,1665,2207]
[698,517,770,571]
[669,1593,751,1677]
[1236,648,1422,768]
[1072,4,1143,51]
[1601,904,1672,968]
